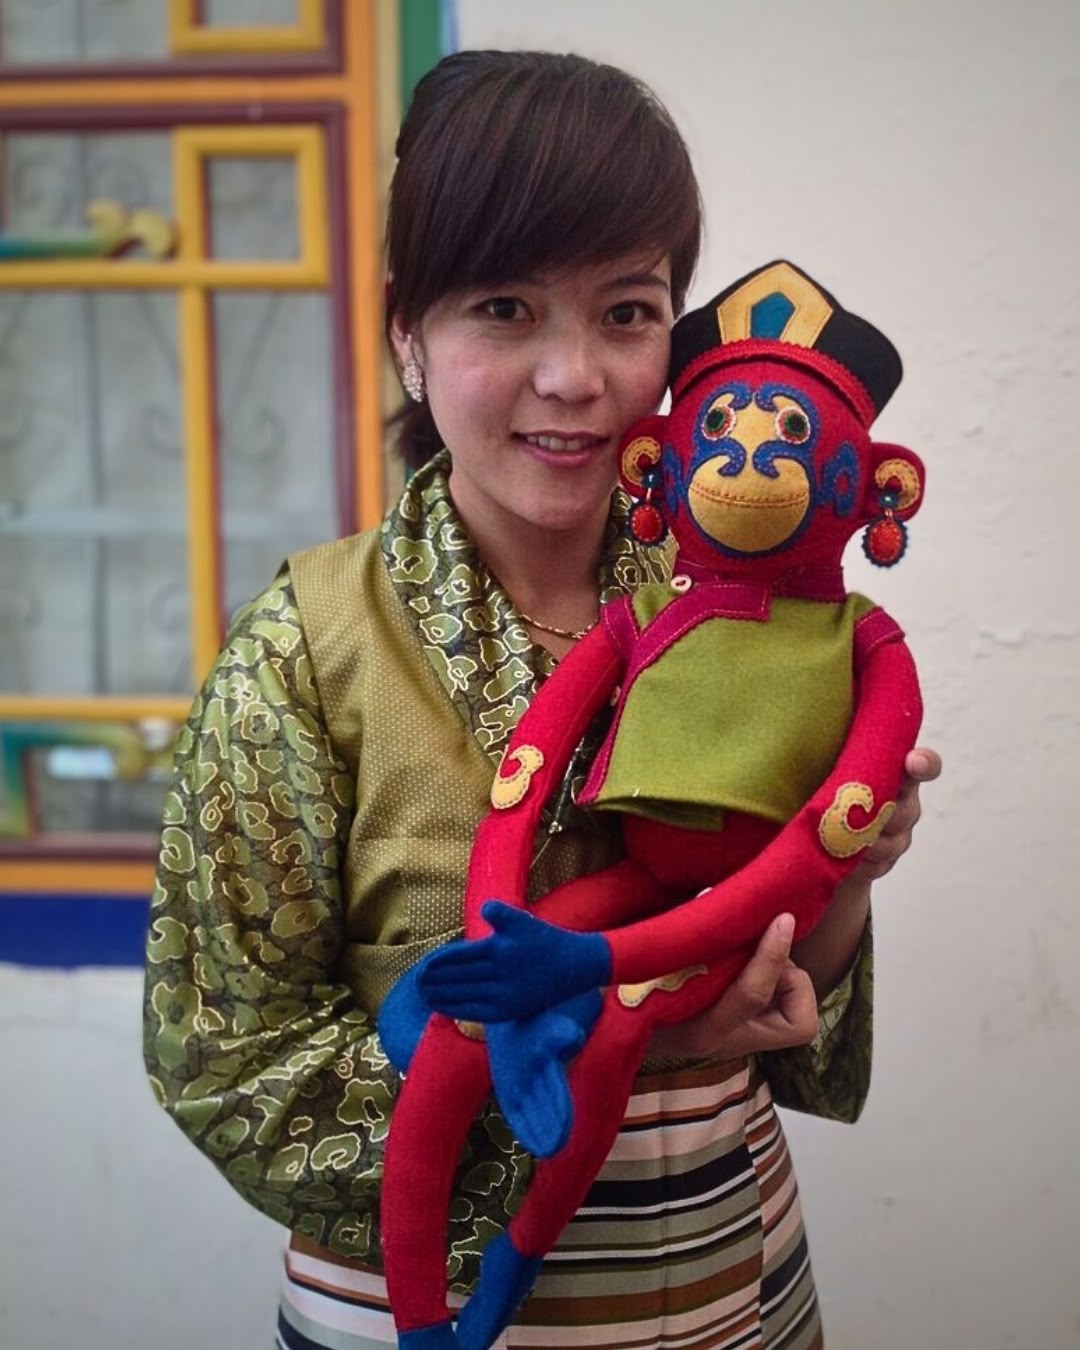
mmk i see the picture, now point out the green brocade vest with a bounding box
[586,584,877,832]
[288,528,624,1018]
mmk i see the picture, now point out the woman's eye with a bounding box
[482,297,525,321]
[702,401,735,439]
[776,407,811,443]
[607,301,649,326]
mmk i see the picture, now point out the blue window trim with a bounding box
[0,894,150,969]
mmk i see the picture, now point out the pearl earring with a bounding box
[402,342,426,403]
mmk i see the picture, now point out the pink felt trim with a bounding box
[601,593,641,659]
[672,339,878,429]
[853,606,904,676]
[673,556,848,604]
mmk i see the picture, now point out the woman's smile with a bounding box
[515,430,610,465]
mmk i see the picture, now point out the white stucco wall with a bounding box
[455,1,1080,1346]
[0,965,284,1349]
[2,2,1077,1348]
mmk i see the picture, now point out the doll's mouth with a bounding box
[691,483,808,509]
[688,464,810,552]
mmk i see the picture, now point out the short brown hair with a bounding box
[386,50,703,468]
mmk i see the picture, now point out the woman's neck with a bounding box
[450,486,608,633]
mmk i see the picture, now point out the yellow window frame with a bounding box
[0,1,404,896]
[169,0,327,56]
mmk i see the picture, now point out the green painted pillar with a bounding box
[400,0,454,111]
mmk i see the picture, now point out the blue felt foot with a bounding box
[455,1233,543,1350]
[378,958,435,1073]
[397,1319,459,1348]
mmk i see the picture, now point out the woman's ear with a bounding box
[389,311,420,372]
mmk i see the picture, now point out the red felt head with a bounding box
[619,350,924,584]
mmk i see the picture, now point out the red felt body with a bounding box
[378,311,926,1338]
[380,613,921,1331]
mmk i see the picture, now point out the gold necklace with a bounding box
[517,608,598,642]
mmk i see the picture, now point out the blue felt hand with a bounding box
[418,901,612,1022]
[486,988,602,1158]
[377,955,435,1073]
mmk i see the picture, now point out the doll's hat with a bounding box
[669,260,903,428]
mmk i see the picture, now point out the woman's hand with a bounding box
[792,744,943,993]
[649,914,819,1062]
[852,745,943,882]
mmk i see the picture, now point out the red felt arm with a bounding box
[464,615,625,939]
[605,635,922,984]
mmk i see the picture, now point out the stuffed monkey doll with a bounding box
[377,261,925,1350]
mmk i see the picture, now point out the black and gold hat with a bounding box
[669,260,903,427]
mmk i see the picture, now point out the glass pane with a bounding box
[0,536,97,695]
[0,291,189,695]
[212,292,336,618]
[0,535,189,698]
[206,157,299,261]
[202,0,299,26]
[0,0,169,65]
[2,132,173,238]
[23,727,175,837]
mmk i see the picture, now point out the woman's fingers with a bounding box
[728,913,795,1018]
[905,746,942,782]
[855,744,942,879]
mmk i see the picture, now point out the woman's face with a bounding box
[401,253,674,545]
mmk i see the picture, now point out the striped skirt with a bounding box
[277,1059,824,1349]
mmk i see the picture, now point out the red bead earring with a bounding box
[862,479,907,567]
[628,467,667,545]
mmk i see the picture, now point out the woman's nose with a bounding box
[531,332,606,403]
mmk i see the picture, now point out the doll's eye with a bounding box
[776,407,810,443]
[702,402,735,439]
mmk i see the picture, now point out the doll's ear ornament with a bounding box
[622,434,668,546]
[862,455,922,567]
[628,467,668,546]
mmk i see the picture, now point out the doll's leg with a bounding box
[511,947,750,1245]
[455,993,650,1350]
[382,1013,491,1339]
[455,948,755,1350]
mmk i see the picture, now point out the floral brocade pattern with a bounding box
[381,452,671,832]
[143,578,530,1283]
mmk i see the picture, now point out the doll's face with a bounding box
[661,359,868,570]
[684,382,819,553]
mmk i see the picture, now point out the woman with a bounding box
[144,50,939,1349]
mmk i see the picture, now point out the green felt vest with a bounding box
[588,585,877,831]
